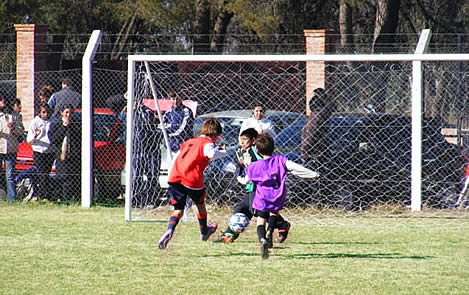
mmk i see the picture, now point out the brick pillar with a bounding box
[14,24,48,124]
[304,29,335,115]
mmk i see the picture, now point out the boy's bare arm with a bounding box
[286,160,320,178]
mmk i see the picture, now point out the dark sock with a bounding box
[197,213,208,235]
[168,215,180,231]
[267,216,279,236]
[274,214,285,229]
[256,225,266,242]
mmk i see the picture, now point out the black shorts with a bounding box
[168,183,206,210]
[252,208,270,219]
[233,191,255,220]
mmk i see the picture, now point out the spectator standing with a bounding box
[48,78,81,118]
[26,104,56,200]
[161,91,194,155]
[49,104,81,201]
[36,85,54,115]
[132,102,162,207]
[106,92,127,114]
[12,98,25,141]
[239,105,276,139]
[301,88,335,170]
[0,96,23,201]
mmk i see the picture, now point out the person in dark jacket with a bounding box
[301,88,335,171]
[48,77,81,118]
[48,104,81,201]
[161,91,193,154]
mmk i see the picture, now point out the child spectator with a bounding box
[213,128,291,243]
[158,117,226,249]
[0,95,23,201]
[26,104,56,200]
[237,134,319,259]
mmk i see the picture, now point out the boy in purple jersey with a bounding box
[237,134,319,259]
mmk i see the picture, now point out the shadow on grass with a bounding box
[200,252,259,258]
[296,241,381,246]
[285,252,433,260]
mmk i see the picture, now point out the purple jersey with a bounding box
[246,155,288,212]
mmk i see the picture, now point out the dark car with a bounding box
[14,108,126,202]
[276,112,466,209]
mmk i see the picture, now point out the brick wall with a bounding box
[14,24,48,124]
[304,29,335,115]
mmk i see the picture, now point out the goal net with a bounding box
[125,55,469,224]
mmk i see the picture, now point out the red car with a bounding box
[15,108,126,201]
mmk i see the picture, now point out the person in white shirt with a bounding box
[26,103,56,200]
[239,105,276,140]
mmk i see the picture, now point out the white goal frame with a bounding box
[125,53,469,222]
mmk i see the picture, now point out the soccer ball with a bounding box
[229,213,250,233]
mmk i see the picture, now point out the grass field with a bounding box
[1,202,468,295]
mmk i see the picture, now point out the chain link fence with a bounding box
[126,58,468,224]
[0,33,468,214]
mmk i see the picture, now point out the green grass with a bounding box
[1,202,468,295]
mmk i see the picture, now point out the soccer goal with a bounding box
[125,53,469,223]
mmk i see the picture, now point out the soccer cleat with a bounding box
[158,229,174,250]
[201,222,218,241]
[260,238,270,259]
[213,233,235,243]
[278,221,291,243]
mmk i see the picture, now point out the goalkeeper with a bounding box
[213,128,291,244]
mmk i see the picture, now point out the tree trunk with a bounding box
[111,14,139,60]
[210,0,233,53]
[373,0,401,51]
[370,0,401,113]
[193,0,211,53]
[339,0,354,50]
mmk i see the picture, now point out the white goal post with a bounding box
[125,53,469,222]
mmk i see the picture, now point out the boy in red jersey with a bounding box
[158,117,226,249]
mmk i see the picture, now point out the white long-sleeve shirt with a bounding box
[26,116,56,153]
[239,116,276,138]
[237,158,319,185]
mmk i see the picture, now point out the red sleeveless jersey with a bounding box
[168,136,214,189]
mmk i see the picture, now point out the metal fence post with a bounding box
[82,30,102,208]
[411,29,431,212]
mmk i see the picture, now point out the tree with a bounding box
[339,0,354,50]
[193,0,211,53]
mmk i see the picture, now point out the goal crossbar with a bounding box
[128,53,469,63]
